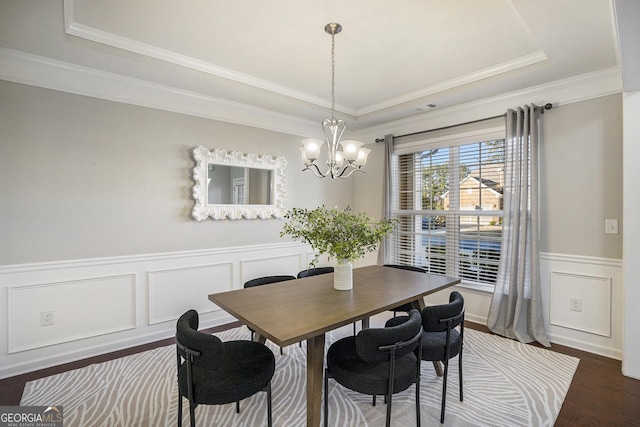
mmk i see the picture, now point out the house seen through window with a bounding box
[390,138,505,286]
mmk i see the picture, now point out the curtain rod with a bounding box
[374,103,553,143]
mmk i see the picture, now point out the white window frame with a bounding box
[390,125,505,292]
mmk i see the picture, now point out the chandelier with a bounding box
[299,23,370,179]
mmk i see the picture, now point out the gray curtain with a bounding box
[377,134,394,265]
[487,105,550,346]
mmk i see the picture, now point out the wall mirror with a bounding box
[192,145,287,220]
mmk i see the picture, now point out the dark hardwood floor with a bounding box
[469,324,640,427]
[1,321,639,426]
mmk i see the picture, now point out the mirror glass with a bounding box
[207,166,272,205]
[192,146,287,220]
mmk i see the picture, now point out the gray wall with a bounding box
[1,80,623,271]
[0,76,626,369]
[353,94,624,261]
[539,94,623,258]
[1,0,623,266]
[0,80,355,265]
[351,95,625,357]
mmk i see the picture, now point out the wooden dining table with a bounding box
[208,264,460,427]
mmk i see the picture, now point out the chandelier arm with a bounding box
[335,165,365,179]
[303,163,329,178]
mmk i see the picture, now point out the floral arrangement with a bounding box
[280,205,396,267]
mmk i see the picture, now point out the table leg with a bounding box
[432,361,444,376]
[306,334,325,427]
[254,332,267,344]
[361,317,370,329]
[410,297,426,311]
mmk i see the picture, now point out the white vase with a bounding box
[334,260,353,290]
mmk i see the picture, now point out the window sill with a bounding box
[455,280,495,294]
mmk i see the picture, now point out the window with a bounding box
[390,127,505,287]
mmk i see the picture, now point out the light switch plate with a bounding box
[605,219,618,235]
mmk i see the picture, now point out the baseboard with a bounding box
[0,248,624,378]
[0,243,308,379]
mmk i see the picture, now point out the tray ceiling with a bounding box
[10,0,622,132]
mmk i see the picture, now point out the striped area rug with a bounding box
[21,323,578,426]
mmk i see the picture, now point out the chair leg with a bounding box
[372,394,376,406]
[386,354,396,427]
[459,350,463,402]
[385,392,393,427]
[440,360,449,424]
[324,369,329,427]
[266,382,273,427]
[415,372,421,427]
[280,347,283,355]
[189,402,196,427]
[236,401,240,414]
[177,390,183,427]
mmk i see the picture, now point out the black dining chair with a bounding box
[176,309,275,427]
[388,291,464,423]
[324,309,423,427]
[244,275,297,354]
[422,291,464,423]
[296,266,334,278]
[383,264,427,316]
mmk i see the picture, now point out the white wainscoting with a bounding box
[0,243,309,379]
[239,254,304,284]
[540,252,623,359]
[148,262,234,325]
[549,271,612,337]
[8,274,137,353]
[0,248,624,378]
[428,252,623,360]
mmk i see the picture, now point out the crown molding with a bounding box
[355,66,623,142]
[64,19,547,119]
[62,0,553,118]
[0,47,320,138]
[0,46,622,141]
[356,50,548,116]
[64,21,347,115]
[62,0,343,115]
[55,0,623,126]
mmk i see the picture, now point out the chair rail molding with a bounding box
[0,46,620,142]
[0,242,308,379]
[0,248,624,377]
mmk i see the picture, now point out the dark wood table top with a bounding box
[209,264,460,347]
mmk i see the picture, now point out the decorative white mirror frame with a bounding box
[192,145,287,220]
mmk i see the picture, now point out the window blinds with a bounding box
[390,118,505,285]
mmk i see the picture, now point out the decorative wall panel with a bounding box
[0,243,308,377]
[148,263,233,324]
[8,274,136,353]
[549,271,612,337]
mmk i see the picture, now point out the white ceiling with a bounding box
[38,1,623,132]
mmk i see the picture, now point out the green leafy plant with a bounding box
[280,205,397,267]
